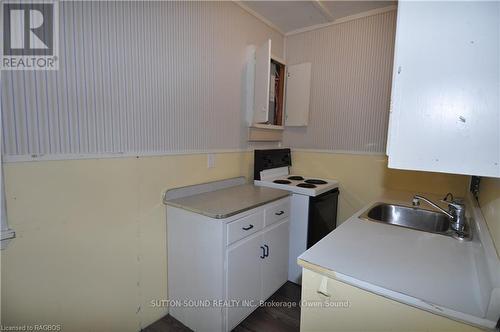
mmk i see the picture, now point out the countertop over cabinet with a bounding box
[298,190,500,330]
[164,184,290,219]
[165,178,291,332]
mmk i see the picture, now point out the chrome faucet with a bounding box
[412,193,467,232]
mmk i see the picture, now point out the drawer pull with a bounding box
[242,224,254,231]
[275,211,285,216]
[264,244,269,257]
[260,246,266,259]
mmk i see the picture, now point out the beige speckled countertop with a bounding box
[164,184,290,219]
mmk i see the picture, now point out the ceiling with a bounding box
[239,1,396,34]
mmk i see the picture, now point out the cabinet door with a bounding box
[253,39,271,123]
[226,233,263,330]
[285,63,312,126]
[387,1,500,177]
[261,220,289,300]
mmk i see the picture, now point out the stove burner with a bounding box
[305,179,327,185]
[273,179,292,184]
[288,176,304,181]
[297,183,317,188]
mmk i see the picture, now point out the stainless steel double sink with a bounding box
[359,203,470,239]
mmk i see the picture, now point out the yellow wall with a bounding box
[478,177,500,257]
[1,152,252,332]
[1,150,471,331]
[290,151,470,224]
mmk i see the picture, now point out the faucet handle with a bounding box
[442,192,454,202]
[440,198,464,211]
[441,193,465,208]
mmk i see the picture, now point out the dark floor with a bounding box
[143,282,301,332]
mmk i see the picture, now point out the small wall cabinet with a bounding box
[167,197,290,332]
[247,39,312,137]
[386,1,500,177]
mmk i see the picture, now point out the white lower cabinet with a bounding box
[167,197,290,332]
[226,220,290,330]
[300,268,483,332]
[261,221,289,298]
[226,232,263,329]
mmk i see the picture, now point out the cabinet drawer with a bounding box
[264,200,290,227]
[227,212,264,245]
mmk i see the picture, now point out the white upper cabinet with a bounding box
[253,40,272,124]
[248,39,311,130]
[285,63,312,127]
[386,1,500,177]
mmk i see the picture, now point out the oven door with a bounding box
[307,188,339,248]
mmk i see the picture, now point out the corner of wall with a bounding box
[478,177,500,257]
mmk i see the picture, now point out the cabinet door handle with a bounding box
[264,244,269,257]
[260,246,266,259]
[242,224,254,231]
[275,211,284,216]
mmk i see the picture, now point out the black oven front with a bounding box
[307,188,340,248]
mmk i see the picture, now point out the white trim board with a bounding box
[2,149,252,163]
[233,1,397,37]
[233,1,285,35]
[285,5,397,36]
[2,148,387,163]
[311,0,335,22]
[291,148,386,157]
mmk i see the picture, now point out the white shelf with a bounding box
[251,124,284,130]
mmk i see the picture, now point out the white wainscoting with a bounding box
[283,10,396,153]
[1,1,283,160]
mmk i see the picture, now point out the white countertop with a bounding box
[165,184,290,219]
[298,190,499,330]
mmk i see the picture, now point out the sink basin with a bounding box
[360,203,450,234]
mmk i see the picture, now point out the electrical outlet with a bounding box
[207,154,216,168]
